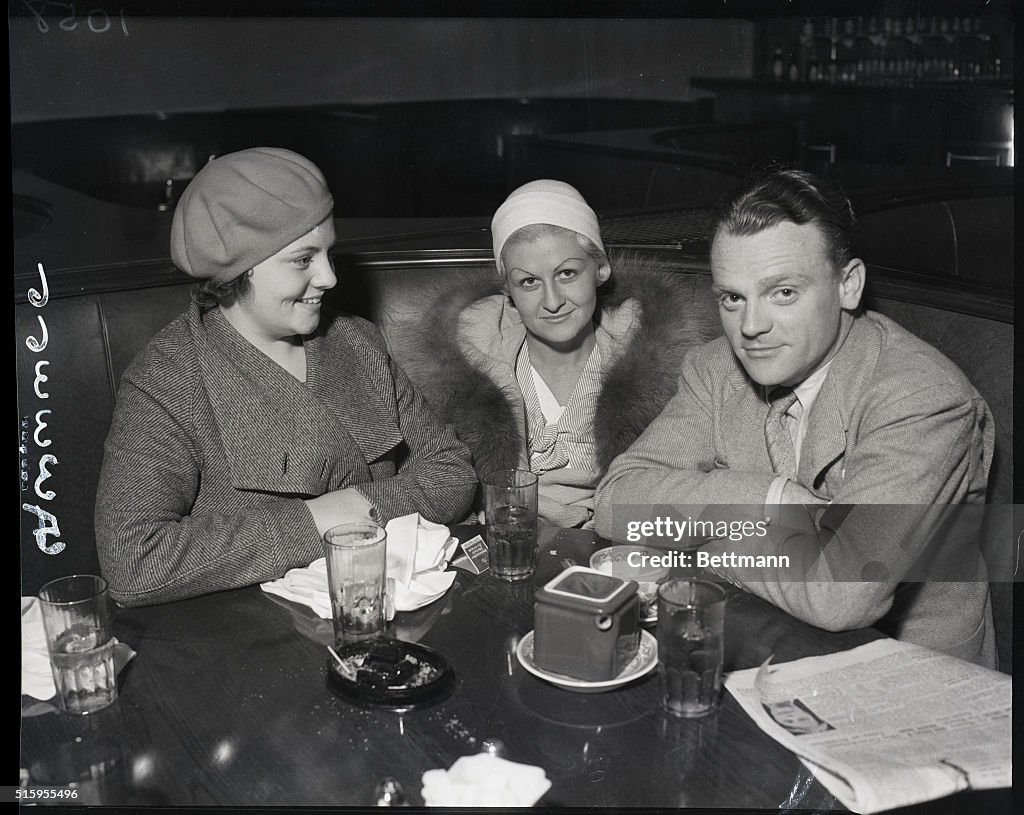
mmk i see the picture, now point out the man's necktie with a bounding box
[765,387,799,477]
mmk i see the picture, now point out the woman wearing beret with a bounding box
[397,180,716,528]
[95,148,477,606]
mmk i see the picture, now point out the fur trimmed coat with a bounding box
[393,252,719,525]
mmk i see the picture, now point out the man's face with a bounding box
[769,702,825,734]
[710,221,863,388]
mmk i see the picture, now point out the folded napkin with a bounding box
[21,596,136,702]
[261,513,459,616]
[21,597,56,700]
[384,513,459,611]
[421,753,552,807]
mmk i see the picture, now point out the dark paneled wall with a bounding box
[10,17,754,123]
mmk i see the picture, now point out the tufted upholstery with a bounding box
[16,248,1012,671]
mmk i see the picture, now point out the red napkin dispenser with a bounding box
[533,566,639,682]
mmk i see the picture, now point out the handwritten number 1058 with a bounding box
[23,2,129,35]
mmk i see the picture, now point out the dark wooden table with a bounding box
[20,527,1011,813]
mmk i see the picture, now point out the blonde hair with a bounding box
[496,223,610,280]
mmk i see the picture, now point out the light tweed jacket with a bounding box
[96,304,476,607]
[595,310,996,666]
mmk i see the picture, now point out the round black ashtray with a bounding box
[326,638,455,711]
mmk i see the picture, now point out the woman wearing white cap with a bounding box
[401,180,715,528]
[95,148,477,606]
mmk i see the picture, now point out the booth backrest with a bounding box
[858,194,1013,289]
[16,249,1012,669]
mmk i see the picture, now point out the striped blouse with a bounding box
[515,340,604,474]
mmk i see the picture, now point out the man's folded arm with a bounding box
[595,353,777,540]
[706,386,990,630]
[597,369,990,634]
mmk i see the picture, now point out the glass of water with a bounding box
[324,523,388,645]
[656,579,726,718]
[482,469,539,582]
[38,574,118,714]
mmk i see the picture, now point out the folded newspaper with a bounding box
[725,639,1011,814]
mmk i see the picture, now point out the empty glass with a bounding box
[323,523,388,644]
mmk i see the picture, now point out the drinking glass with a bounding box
[482,469,539,581]
[656,579,726,718]
[324,522,388,644]
[38,574,117,714]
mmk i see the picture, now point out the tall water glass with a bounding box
[324,522,388,644]
[38,574,117,714]
[482,469,539,581]
[657,579,726,718]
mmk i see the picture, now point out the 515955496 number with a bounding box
[4,785,79,801]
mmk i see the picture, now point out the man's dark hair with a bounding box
[710,166,859,271]
[190,270,252,310]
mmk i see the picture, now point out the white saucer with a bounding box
[515,629,658,694]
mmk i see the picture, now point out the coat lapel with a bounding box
[798,315,882,496]
[305,322,404,467]
[191,308,375,495]
[798,380,846,494]
[720,367,775,473]
[458,296,532,467]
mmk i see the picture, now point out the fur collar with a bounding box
[392,251,719,479]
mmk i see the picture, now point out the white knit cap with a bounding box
[490,179,604,270]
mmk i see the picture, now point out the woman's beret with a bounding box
[170,147,334,284]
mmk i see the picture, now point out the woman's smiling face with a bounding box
[228,215,337,342]
[502,228,610,352]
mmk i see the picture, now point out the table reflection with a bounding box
[18,526,1007,812]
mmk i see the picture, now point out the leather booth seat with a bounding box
[16,246,1013,671]
[857,193,1014,289]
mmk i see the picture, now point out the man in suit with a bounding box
[595,167,995,666]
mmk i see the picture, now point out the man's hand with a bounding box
[780,480,829,505]
[768,479,829,537]
[304,488,377,537]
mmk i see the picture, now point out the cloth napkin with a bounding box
[421,753,552,807]
[261,513,459,615]
[21,596,136,702]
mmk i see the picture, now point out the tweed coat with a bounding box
[595,310,996,666]
[95,304,476,607]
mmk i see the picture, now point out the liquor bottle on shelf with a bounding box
[771,45,785,80]
[827,18,839,82]
[807,58,819,82]
[798,18,814,82]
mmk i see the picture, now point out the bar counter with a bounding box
[19,527,1011,812]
